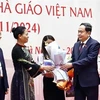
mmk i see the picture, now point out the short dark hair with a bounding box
[80,23,92,32]
[12,26,26,39]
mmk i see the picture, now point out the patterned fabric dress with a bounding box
[11,43,40,100]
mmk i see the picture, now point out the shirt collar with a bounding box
[81,37,90,44]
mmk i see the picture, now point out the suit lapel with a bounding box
[78,37,92,59]
[75,42,81,60]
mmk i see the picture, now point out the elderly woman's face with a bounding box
[18,29,29,43]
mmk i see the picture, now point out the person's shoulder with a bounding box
[0,48,3,53]
[12,44,22,54]
[0,48,2,51]
[74,41,80,46]
[91,38,100,44]
[13,44,22,50]
[90,38,100,48]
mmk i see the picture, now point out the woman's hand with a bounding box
[40,65,55,72]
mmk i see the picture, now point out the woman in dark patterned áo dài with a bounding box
[11,26,54,100]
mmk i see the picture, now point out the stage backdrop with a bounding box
[0,0,100,100]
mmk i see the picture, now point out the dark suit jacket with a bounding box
[71,37,100,87]
[0,48,9,92]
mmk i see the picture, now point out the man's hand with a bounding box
[60,63,73,71]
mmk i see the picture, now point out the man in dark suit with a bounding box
[61,23,100,100]
[0,31,9,100]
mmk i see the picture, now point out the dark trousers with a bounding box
[43,77,65,100]
[74,77,98,100]
[0,77,5,100]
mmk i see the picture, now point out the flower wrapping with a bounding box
[45,41,71,90]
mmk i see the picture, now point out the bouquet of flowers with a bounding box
[45,41,73,91]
